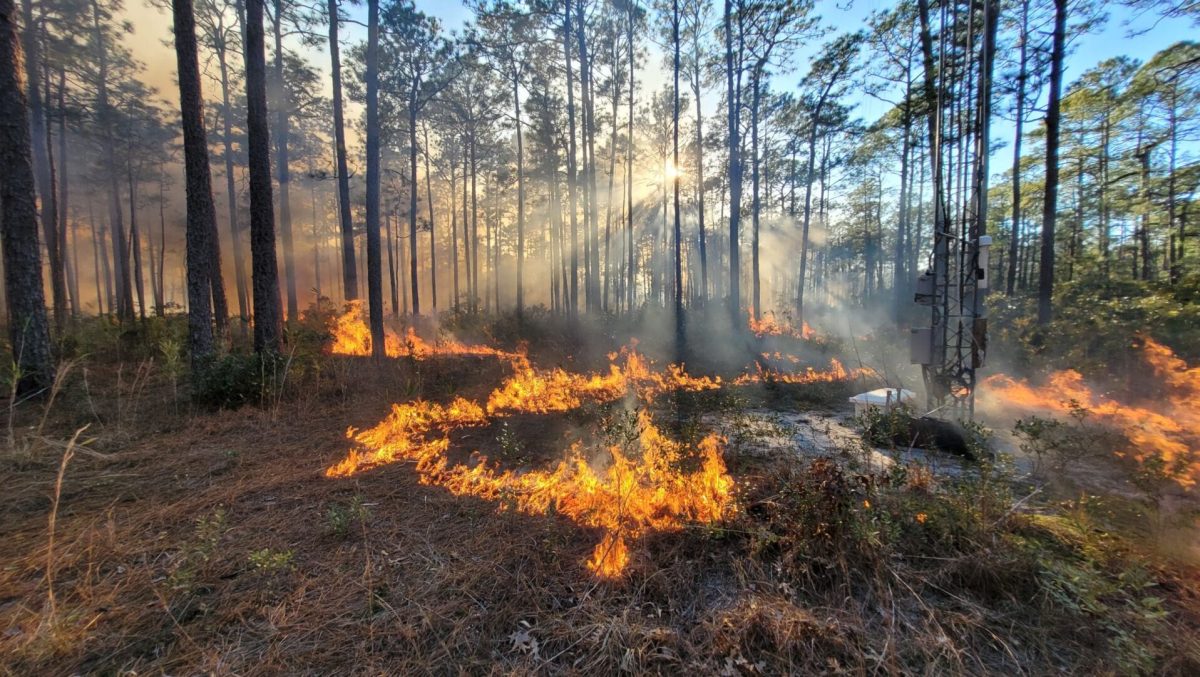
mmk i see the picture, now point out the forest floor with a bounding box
[2,317,1200,674]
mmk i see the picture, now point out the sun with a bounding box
[664,159,683,179]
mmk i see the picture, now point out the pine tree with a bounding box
[0,0,54,392]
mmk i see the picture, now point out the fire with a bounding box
[326,308,870,576]
[326,388,734,578]
[485,355,628,414]
[748,309,815,340]
[327,301,515,360]
[732,358,867,386]
[983,338,1200,487]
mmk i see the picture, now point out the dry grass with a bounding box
[1,345,1198,675]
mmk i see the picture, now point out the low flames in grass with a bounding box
[734,358,854,386]
[983,338,1200,487]
[324,349,734,577]
[749,309,815,340]
[325,303,861,577]
[329,300,515,360]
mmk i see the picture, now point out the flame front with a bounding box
[983,338,1200,487]
[328,301,515,360]
[326,304,866,576]
[749,309,815,340]
[326,387,733,578]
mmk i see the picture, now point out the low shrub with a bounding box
[190,351,288,410]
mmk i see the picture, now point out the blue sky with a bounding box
[267,0,1188,194]
[396,0,1194,129]
[130,0,1194,131]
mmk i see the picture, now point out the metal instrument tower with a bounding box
[909,0,998,419]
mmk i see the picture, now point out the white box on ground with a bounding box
[849,388,916,417]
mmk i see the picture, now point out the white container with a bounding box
[849,388,916,417]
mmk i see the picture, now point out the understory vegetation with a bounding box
[1,308,1197,675]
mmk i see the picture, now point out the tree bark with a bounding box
[365,0,384,356]
[0,0,53,391]
[91,0,133,322]
[893,102,912,319]
[407,88,420,316]
[563,0,580,316]
[626,0,635,311]
[750,68,761,318]
[216,26,250,331]
[689,5,707,303]
[470,135,480,312]
[1006,0,1027,295]
[451,151,460,312]
[173,0,221,369]
[576,0,600,312]
[386,211,398,316]
[1037,0,1066,325]
[271,0,297,323]
[21,0,66,333]
[328,0,357,301]
[424,121,438,312]
[244,0,283,353]
[796,99,824,321]
[57,67,79,319]
[671,0,684,355]
[127,168,146,320]
[724,0,743,325]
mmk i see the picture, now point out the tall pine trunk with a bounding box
[57,67,79,319]
[626,1,635,311]
[21,0,66,333]
[1037,0,1066,325]
[563,0,580,316]
[424,122,438,312]
[91,0,133,323]
[272,0,297,322]
[172,0,219,369]
[328,0,357,301]
[512,77,524,318]
[576,0,600,312]
[0,0,53,390]
[451,153,460,312]
[244,0,283,353]
[1006,0,1027,295]
[470,135,480,312]
[724,0,742,325]
[386,211,398,316]
[750,70,761,318]
[127,168,146,320]
[364,0,384,355]
[692,30,707,303]
[671,0,684,355]
[407,89,420,316]
[217,29,250,330]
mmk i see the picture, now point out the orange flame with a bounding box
[328,301,515,360]
[983,338,1200,487]
[748,309,815,340]
[326,308,870,576]
[326,393,733,578]
[731,357,867,386]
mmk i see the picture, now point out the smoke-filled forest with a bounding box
[2,0,1199,672]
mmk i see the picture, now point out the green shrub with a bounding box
[325,495,371,537]
[248,548,294,573]
[190,352,287,410]
[1015,405,1123,477]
